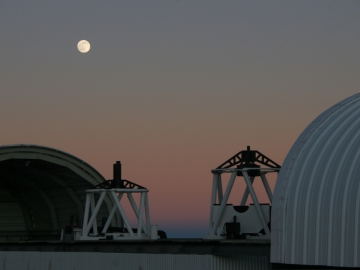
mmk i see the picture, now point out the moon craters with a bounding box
[77,40,91,53]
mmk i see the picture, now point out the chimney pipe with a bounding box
[113,161,122,188]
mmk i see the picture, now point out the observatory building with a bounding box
[0,144,111,241]
[271,92,360,268]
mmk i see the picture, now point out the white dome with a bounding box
[271,93,360,268]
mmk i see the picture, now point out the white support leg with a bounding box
[209,171,237,235]
[128,193,147,234]
[82,193,91,236]
[90,194,98,235]
[110,191,134,236]
[260,173,273,203]
[145,192,150,235]
[102,193,123,233]
[243,172,271,235]
[137,193,146,236]
[102,204,116,234]
[210,173,218,231]
[83,191,107,236]
[240,176,255,206]
[216,174,223,203]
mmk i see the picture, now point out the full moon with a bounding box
[77,40,90,53]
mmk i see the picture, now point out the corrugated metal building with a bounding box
[271,93,360,268]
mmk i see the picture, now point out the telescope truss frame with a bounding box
[205,167,280,240]
[79,188,151,241]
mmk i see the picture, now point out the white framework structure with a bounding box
[79,188,152,240]
[205,167,279,240]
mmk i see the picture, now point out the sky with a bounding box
[0,0,360,238]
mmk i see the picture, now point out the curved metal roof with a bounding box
[0,144,111,241]
[0,144,106,184]
[271,93,360,268]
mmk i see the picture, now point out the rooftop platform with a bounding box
[0,238,270,257]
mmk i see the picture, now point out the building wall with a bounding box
[0,251,271,270]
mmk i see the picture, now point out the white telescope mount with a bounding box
[205,146,281,240]
[76,161,157,241]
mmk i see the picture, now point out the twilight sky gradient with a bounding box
[1,1,360,237]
